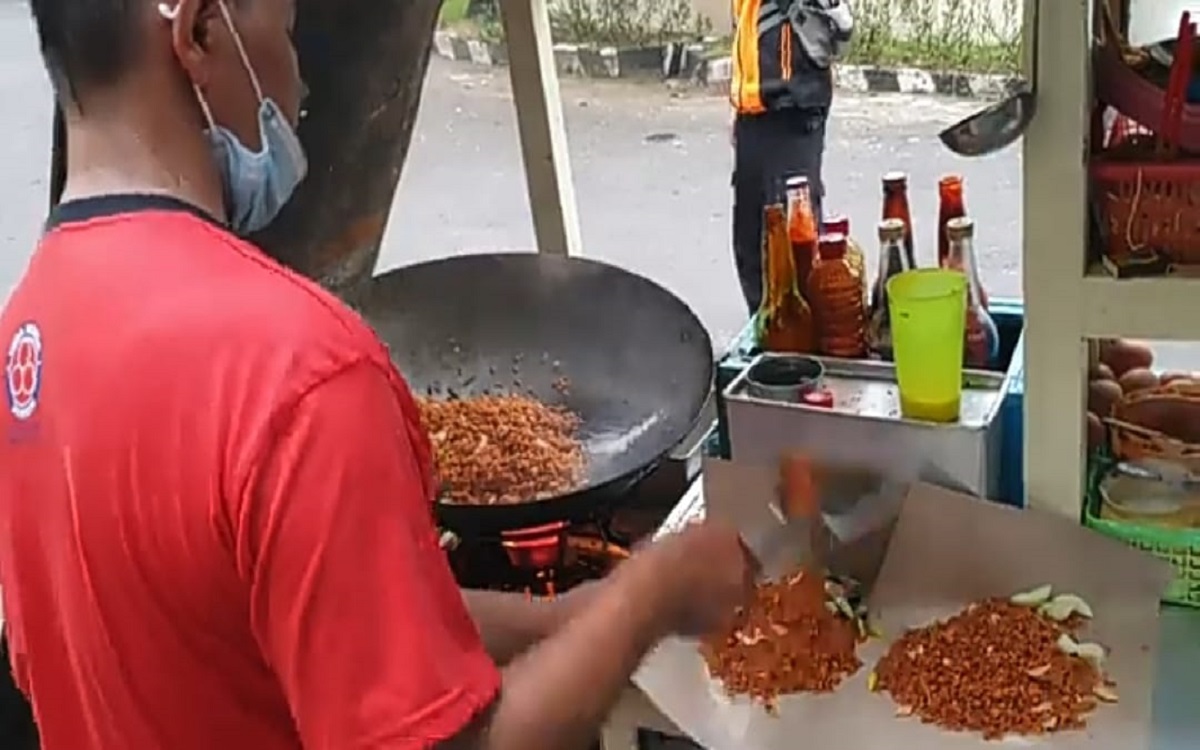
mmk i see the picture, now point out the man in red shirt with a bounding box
[0,0,755,748]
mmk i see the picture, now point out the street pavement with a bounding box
[0,4,1021,350]
[388,62,1021,349]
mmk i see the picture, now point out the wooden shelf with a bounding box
[1022,0,1200,519]
[1082,267,1200,340]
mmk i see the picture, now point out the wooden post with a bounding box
[1021,0,1090,517]
[498,0,583,256]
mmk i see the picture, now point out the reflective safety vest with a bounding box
[730,0,840,115]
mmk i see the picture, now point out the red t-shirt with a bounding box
[0,195,499,749]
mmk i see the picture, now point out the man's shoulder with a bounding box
[181,238,390,384]
[44,209,390,388]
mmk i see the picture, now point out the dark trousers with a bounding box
[0,632,37,750]
[732,107,828,314]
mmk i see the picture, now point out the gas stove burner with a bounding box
[501,521,570,570]
[522,533,630,599]
[447,513,644,598]
[451,526,631,598]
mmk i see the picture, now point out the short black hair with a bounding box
[28,0,145,103]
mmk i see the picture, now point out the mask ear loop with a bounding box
[215,0,265,104]
[193,86,218,130]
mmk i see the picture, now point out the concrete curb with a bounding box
[432,30,1021,100]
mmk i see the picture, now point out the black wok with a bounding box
[358,253,714,535]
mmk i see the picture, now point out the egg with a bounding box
[1088,379,1123,417]
[1099,339,1154,377]
[1088,363,1115,382]
[1118,368,1160,395]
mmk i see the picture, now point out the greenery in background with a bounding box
[439,0,1022,75]
[441,0,505,42]
[548,0,712,47]
[846,0,1022,74]
[446,0,711,47]
[439,0,472,25]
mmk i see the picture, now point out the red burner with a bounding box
[446,508,663,598]
[500,521,569,570]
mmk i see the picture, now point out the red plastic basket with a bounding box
[1090,44,1200,266]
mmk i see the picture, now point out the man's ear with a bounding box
[165,0,215,87]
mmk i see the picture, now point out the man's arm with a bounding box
[241,358,680,749]
[447,561,671,750]
[461,584,599,665]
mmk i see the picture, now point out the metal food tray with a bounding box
[723,354,1009,499]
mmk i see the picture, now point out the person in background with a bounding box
[0,0,756,748]
[730,0,853,312]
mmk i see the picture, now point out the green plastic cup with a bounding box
[886,269,967,423]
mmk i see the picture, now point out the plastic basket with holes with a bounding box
[1089,148,1200,267]
[1091,32,1200,267]
[1084,456,1200,607]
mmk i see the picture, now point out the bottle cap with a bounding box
[882,171,908,186]
[877,217,905,241]
[818,233,848,260]
[939,174,964,190]
[946,216,975,239]
[822,214,850,235]
[802,388,835,408]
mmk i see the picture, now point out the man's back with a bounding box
[0,196,448,749]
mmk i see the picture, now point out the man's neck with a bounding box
[57,99,227,224]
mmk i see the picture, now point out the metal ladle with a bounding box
[940,0,1039,157]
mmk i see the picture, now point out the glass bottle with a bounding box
[867,218,914,361]
[937,175,966,268]
[820,214,866,282]
[945,217,999,369]
[785,176,819,299]
[880,172,917,269]
[808,233,867,358]
[756,203,817,353]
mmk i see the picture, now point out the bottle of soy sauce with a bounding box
[867,218,913,361]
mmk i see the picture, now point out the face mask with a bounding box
[167,0,308,234]
[203,96,307,234]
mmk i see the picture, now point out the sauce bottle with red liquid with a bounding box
[937,175,966,268]
[880,172,917,269]
[808,233,867,358]
[945,217,999,368]
[867,218,913,361]
[756,203,817,353]
[785,175,819,299]
[820,214,866,282]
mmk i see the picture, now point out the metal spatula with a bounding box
[750,453,905,580]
